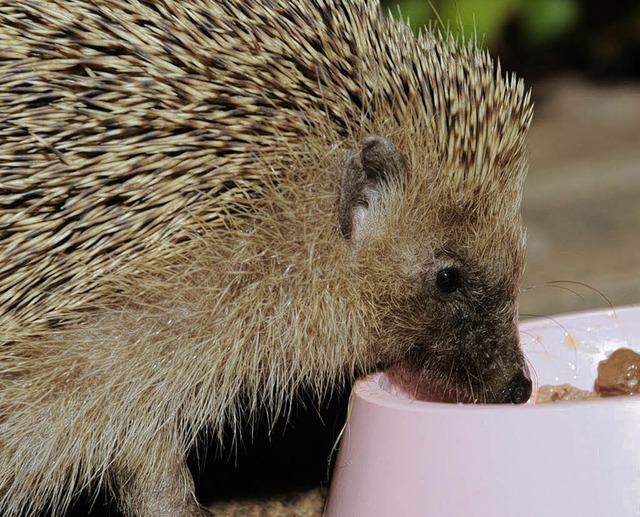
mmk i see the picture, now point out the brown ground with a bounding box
[520,77,640,316]
[205,77,640,516]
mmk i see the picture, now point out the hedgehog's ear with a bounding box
[339,136,407,241]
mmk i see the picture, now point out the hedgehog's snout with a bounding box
[495,368,532,404]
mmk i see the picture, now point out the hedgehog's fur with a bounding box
[0,1,533,516]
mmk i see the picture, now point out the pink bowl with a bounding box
[324,304,640,517]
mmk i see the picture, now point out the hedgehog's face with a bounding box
[339,136,531,404]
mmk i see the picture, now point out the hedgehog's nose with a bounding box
[497,369,532,404]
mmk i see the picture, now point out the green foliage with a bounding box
[381,0,578,46]
[381,0,640,78]
[521,0,579,45]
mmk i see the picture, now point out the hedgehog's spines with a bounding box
[0,1,532,516]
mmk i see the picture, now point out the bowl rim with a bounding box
[356,303,640,415]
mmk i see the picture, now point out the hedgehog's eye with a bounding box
[436,268,461,294]
[354,196,369,209]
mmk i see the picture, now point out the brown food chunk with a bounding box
[536,383,600,403]
[536,347,640,403]
[596,348,640,396]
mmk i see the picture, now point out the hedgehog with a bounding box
[0,1,534,516]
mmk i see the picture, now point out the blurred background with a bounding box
[382,0,640,79]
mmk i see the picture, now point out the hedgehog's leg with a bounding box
[112,432,212,517]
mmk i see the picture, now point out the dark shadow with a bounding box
[47,387,351,516]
